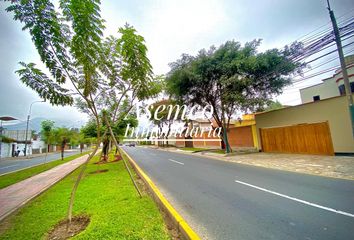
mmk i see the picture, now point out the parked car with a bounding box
[126,142,136,147]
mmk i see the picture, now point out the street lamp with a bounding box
[24,100,45,157]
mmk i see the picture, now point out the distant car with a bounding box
[127,143,136,147]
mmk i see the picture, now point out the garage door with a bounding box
[260,122,334,155]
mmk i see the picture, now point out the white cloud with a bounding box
[139,0,229,74]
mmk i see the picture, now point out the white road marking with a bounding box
[0,164,19,170]
[235,180,354,218]
[168,159,184,165]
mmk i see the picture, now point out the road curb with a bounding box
[120,147,200,240]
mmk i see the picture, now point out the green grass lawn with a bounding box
[0,151,91,189]
[0,151,170,240]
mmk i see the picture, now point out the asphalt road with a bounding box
[122,146,354,240]
[0,150,81,175]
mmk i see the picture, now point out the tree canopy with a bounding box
[4,0,158,224]
[166,40,303,152]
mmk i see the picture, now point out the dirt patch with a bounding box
[89,169,109,174]
[160,208,181,240]
[135,177,149,195]
[47,215,90,240]
[0,217,12,235]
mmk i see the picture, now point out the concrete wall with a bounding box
[32,138,46,153]
[300,78,340,103]
[255,95,354,154]
[0,143,12,158]
[300,60,354,104]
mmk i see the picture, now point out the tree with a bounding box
[264,100,284,111]
[75,133,90,153]
[53,127,74,160]
[166,40,303,153]
[112,113,138,145]
[40,120,55,159]
[4,0,156,227]
[149,99,182,146]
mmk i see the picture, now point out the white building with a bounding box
[31,135,47,154]
[0,129,32,158]
[300,55,354,103]
[0,130,47,158]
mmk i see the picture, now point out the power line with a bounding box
[299,14,353,45]
[302,40,354,65]
[298,47,354,75]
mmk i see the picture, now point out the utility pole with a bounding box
[326,0,354,136]
[24,100,44,157]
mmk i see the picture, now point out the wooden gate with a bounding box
[260,122,334,155]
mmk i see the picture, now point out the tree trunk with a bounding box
[45,143,49,163]
[222,124,232,153]
[66,142,99,230]
[102,138,109,162]
[66,119,102,229]
[61,142,65,160]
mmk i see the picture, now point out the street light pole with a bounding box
[24,100,44,157]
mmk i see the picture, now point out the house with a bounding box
[0,129,32,158]
[31,134,49,154]
[255,55,354,156]
[300,54,354,103]
[176,115,259,150]
[0,129,55,158]
[255,94,354,156]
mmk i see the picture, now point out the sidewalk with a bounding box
[147,146,354,180]
[0,154,89,221]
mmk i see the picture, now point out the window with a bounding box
[338,82,354,95]
[313,95,320,101]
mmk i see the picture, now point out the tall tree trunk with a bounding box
[45,143,49,163]
[66,119,102,229]
[220,103,232,153]
[222,124,232,153]
[61,142,65,160]
[102,137,109,162]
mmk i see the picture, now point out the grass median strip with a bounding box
[0,151,91,190]
[0,151,170,240]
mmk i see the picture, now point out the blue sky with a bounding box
[0,0,353,126]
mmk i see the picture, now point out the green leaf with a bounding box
[16,62,74,106]
[5,0,72,83]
